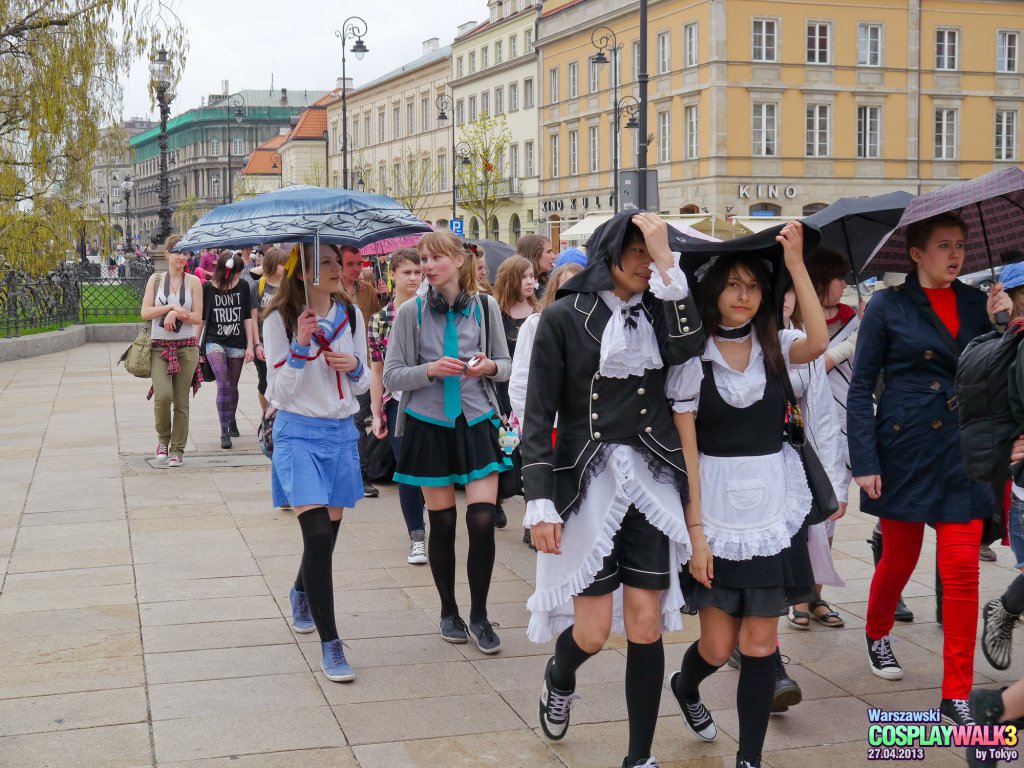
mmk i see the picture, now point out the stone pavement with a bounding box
[1,341,1023,768]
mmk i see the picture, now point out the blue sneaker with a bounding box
[321,639,355,682]
[288,585,315,634]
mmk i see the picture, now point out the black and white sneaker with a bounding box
[981,597,1020,671]
[439,615,468,644]
[941,698,976,727]
[622,758,659,768]
[539,656,580,740]
[866,634,903,680]
[668,671,717,741]
[468,619,501,654]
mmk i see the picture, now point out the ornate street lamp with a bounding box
[335,16,368,189]
[436,93,472,224]
[353,168,366,193]
[590,27,627,213]
[149,48,175,244]
[226,94,245,203]
[121,176,135,248]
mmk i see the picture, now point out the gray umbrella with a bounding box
[467,239,515,281]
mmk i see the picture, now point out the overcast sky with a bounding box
[120,0,486,119]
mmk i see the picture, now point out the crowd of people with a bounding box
[140,210,1024,768]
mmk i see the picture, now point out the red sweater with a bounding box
[922,286,960,338]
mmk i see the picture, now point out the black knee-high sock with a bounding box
[295,518,341,592]
[736,653,775,765]
[551,625,596,690]
[679,641,722,701]
[625,638,664,765]
[1001,574,1024,615]
[297,507,338,643]
[465,502,496,624]
[428,506,458,618]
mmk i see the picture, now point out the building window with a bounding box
[353,120,360,148]
[685,105,698,159]
[751,202,782,216]
[549,68,559,103]
[468,51,476,74]
[657,31,671,74]
[613,46,622,86]
[996,110,1018,161]
[803,202,828,216]
[510,143,520,178]
[234,137,245,156]
[633,41,641,80]
[511,213,522,241]
[469,96,477,122]
[857,106,880,158]
[378,111,385,143]
[332,127,339,153]
[806,22,830,64]
[482,45,489,69]
[495,87,504,115]
[210,137,220,156]
[568,129,578,175]
[509,82,519,112]
[495,40,503,64]
[457,56,464,78]
[407,101,415,135]
[588,57,600,93]
[805,104,830,157]
[657,110,670,162]
[378,165,386,193]
[936,28,958,71]
[422,98,430,132]
[684,22,698,68]
[568,61,578,99]
[858,23,882,66]
[510,34,518,58]
[526,28,533,51]
[753,18,778,62]
[524,78,534,108]
[481,91,490,117]
[998,31,1020,73]
[550,134,560,176]
[421,158,431,187]
[438,153,447,190]
[456,99,465,126]
[211,175,220,196]
[525,140,535,176]
[935,108,958,159]
[588,125,599,172]
[364,116,371,145]
[393,107,401,139]
[752,102,777,156]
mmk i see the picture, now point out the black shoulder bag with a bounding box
[779,370,839,527]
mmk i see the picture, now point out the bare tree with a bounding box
[456,113,512,241]
[389,149,440,221]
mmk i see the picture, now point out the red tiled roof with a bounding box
[289,105,328,140]
[259,133,289,150]
[242,148,281,175]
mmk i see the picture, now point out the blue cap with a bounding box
[554,248,587,269]
[1001,262,1024,291]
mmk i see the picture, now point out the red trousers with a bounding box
[865,517,982,699]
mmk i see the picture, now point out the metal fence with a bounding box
[78,259,154,323]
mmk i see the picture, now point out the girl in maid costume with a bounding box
[666,222,828,768]
[523,211,705,768]
[264,243,369,683]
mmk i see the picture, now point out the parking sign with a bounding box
[450,218,465,237]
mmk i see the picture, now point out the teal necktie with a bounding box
[442,309,462,421]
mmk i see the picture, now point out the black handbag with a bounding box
[198,301,216,383]
[779,370,839,527]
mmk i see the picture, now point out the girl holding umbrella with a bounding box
[849,212,1011,726]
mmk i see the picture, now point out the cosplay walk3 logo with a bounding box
[867,708,1019,762]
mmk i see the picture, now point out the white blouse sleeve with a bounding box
[803,358,850,503]
[647,252,690,301]
[666,357,704,414]
[524,498,563,526]
[779,328,806,367]
[510,313,539,423]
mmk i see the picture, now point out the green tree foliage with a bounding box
[0,1,187,273]
[456,113,512,240]
[171,194,204,234]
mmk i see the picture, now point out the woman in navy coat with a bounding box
[848,212,1010,727]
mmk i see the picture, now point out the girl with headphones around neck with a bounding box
[383,230,513,654]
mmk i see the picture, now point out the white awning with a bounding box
[732,216,790,233]
[559,215,613,241]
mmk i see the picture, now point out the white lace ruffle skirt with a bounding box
[526,445,692,644]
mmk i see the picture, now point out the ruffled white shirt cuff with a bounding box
[524,499,562,527]
[647,252,690,300]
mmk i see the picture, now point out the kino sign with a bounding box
[739,184,797,199]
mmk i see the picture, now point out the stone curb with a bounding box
[0,322,145,363]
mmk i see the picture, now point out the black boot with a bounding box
[770,649,802,712]
[228,419,240,437]
[868,526,914,623]
[221,432,232,449]
[494,502,508,529]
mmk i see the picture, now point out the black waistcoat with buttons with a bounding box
[521,290,706,520]
[696,360,785,458]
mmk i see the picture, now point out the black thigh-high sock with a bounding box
[736,653,775,765]
[625,638,664,765]
[428,507,459,618]
[550,626,596,691]
[465,502,496,624]
[1001,574,1024,615]
[679,641,722,701]
[297,507,338,643]
[295,518,341,593]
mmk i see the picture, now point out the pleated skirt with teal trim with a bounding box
[394,413,512,487]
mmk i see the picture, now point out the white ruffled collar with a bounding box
[596,291,662,378]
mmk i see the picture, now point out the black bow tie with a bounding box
[622,305,642,330]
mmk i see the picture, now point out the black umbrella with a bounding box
[467,239,515,282]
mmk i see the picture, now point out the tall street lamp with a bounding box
[122,175,135,248]
[352,167,366,193]
[322,130,330,186]
[436,93,473,225]
[637,0,650,209]
[334,16,368,190]
[226,94,245,203]
[591,26,624,213]
[149,48,174,245]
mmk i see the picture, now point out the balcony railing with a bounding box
[455,176,523,203]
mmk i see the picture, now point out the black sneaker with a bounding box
[970,688,1006,726]
[622,758,659,768]
[771,651,802,712]
[220,432,232,449]
[468,619,501,654]
[439,615,468,644]
[982,597,1020,671]
[363,481,379,498]
[228,419,240,437]
[894,596,914,622]
[866,634,903,680]
[668,671,717,741]
[736,757,761,768]
[494,503,508,529]
[539,656,579,740]
[941,698,975,727]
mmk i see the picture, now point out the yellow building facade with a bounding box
[537,0,1023,243]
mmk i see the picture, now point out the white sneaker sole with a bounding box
[321,666,355,682]
[291,622,316,634]
[669,672,718,742]
[407,555,428,565]
[869,665,904,681]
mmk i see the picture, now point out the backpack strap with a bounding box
[258,276,266,298]
[346,303,356,336]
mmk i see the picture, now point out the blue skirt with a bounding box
[271,410,363,508]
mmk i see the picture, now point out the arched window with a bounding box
[510,213,522,242]
[680,203,700,214]
[749,202,781,216]
[436,218,449,231]
[802,202,827,216]
[488,216,500,241]
[470,217,480,239]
